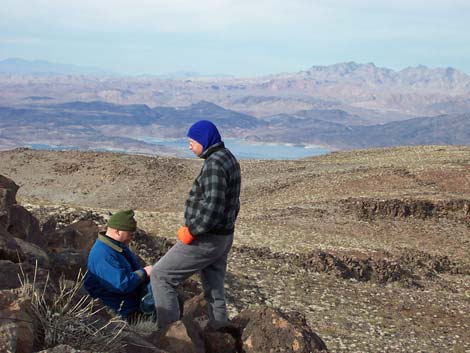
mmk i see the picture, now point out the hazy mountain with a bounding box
[292,62,470,92]
[249,112,470,149]
[343,113,470,149]
[152,71,234,79]
[152,101,265,129]
[1,61,469,120]
[44,100,264,130]
[291,108,369,126]
[1,60,470,152]
[2,98,469,152]
[0,100,267,152]
[0,58,112,75]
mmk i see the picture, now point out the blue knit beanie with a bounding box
[187,120,222,151]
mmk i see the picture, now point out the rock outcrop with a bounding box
[344,197,470,225]
[234,306,327,353]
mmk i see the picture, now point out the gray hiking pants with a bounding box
[150,233,233,328]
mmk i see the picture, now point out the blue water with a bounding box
[137,137,331,160]
[29,144,61,150]
[28,138,331,160]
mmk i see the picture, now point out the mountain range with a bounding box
[1,59,470,153]
[0,99,469,152]
[0,58,112,76]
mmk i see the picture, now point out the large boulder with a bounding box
[47,220,98,254]
[41,217,57,240]
[121,330,168,353]
[183,292,210,321]
[67,220,98,252]
[180,293,210,352]
[181,293,241,353]
[0,225,25,262]
[158,320,203,353]
[0,288,36,353]
[201,328,238,353]
[6,204,45,249]
[0,260,26,290]
[0,175,18,238]
[0,174,46,249]
[14,237,50,268]
[0,175,19,216]
[46,220,99,280]
[233,306,328,353]
[0,260,49,290]
[49,249,88,280]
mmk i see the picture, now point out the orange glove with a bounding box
[177,226,194,245]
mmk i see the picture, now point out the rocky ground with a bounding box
[1,145,469,352]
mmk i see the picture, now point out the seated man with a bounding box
[84,209,154,321]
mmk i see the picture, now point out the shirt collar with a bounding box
[200,141,225,159]
[98,234,124,253]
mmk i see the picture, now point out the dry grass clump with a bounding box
[127,313,158,335]
[19,263,126,352]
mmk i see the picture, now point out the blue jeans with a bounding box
[140,282,156,314]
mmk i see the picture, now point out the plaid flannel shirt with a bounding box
[184,142,241,236]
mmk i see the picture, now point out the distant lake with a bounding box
[137,137,331,160]
[28,138,332,160]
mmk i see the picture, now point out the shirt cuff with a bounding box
[134,269,146,282]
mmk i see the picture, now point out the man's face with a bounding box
[188,138,203,156]
[117,230,134,245]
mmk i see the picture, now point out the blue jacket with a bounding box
[84,234,148,317]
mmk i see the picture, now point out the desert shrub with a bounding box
[19,263,126,352]
[126,313,158,335]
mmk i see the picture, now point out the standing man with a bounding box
[151,120,241,329]
[84,209,154,321]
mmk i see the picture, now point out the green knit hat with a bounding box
[107,209,137,231]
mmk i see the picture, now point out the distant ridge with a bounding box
[287,62,470,91]
[1,99,469,151]
[2,57,468,83]
[2,59,470,131]
[0,58,112,75]
[152,71,234,79]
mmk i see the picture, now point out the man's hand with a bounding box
[143,265,152,277]
[177,226,194,244]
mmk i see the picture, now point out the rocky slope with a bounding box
[0,174,327,353]
[0,145,469,352]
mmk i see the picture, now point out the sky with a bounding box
[1,0,469,77]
